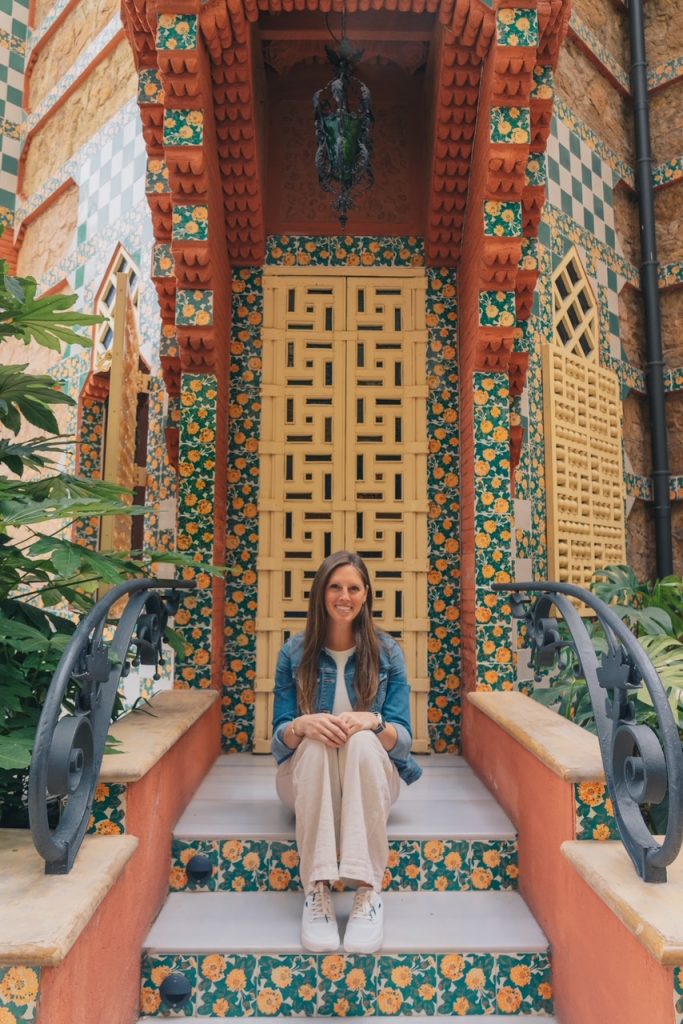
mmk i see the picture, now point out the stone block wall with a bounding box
[512,0,683,598]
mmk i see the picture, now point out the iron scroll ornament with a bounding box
[28,578,195,874]
[492,580,683,882]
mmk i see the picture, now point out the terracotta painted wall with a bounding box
[464,700,675,1024]
[36,699,221,1024]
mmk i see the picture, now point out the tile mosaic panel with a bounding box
[168,838,519,893]
[144,377,177,553]
[138,68,165,107]
[163,109,204,147]
[531,64,554,102]
[525,151,546,188]
[86,782,127,835]
[141,951,552,1017]
[176,289,213,327]
[496,953,553,1014]
[425,267,461,755]
[172,204,209,242]
[675,965,683,1024]
[152,242,175,279]
[659,262,683,289]
[624,472,653,502]
[574,781,619,841]
[654,156,683,190]
[483,200,522,238]
[176,374,219,690]
[490,106,530,145]
[436,953,496,1015]
[72,397,104,548]
[223,267,263,751]
[319,955,377,1016]
[553,98,634,189]
[256,955,318,1016]
[265,235,425,267]
[546,113,618,249]
[496,9,539,48]
[156,13,198,50]
[479,290,516,328]
[649,56,683,91]
[141,954,199,1016]
[0,0,27,229]
[0,964,40,1023]
[196,954,258,1017]
[670,476,683,503]
[665,367,683,393]
[377,954,437,1015]
[146,156,171,195]
[473,373,514,690]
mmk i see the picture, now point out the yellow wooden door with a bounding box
[255,268,430,752]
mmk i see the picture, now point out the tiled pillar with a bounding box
[471,372,515,690]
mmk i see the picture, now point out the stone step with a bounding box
[175,797,516,841]
[145,891,548,954]
[141,893,552,1018]
[171,755,517,895]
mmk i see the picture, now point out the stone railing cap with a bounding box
[467,690,605,782]
[0,830,138,965]
[101,688,219,783]
[562,839,683,965]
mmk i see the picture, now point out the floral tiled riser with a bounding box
[169,838,518,893]
[141,951,552,1017]
[574,781,619,841]
[0,965,40,1022]
[86,782,127,835]
[675,965,683,1024]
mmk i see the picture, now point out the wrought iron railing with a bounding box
[28,579,195,874]
[493,580,683,882]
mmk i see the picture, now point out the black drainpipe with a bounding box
[627,0,673,577]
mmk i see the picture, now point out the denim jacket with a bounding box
[271,632,423,785]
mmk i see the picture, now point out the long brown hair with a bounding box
[298,551,380,714]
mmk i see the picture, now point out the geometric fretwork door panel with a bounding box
[542,343,625,588]
[255,269,429,752]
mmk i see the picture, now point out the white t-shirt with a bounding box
[326,647,355,714]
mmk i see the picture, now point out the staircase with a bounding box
[138,753,558,1021]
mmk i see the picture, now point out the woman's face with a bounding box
[324,564,368,629]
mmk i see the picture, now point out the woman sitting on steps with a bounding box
[271,550,422,954]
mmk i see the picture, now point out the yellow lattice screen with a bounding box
[255,269,430,752]
[542,344,625,587]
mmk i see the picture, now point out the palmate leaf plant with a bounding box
[0,256,218,825]
[531,564,683,832]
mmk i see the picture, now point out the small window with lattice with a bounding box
[552,247,598,361]
[93,245,140,373]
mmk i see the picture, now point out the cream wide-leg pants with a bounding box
[276,731,401,894]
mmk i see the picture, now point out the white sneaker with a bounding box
[301,881,340,952]
[343,886,384,953]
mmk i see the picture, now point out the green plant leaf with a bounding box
[0,735,33,770]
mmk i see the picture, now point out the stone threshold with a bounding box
[563,840,683,966]
[100,688,219,784]
[0,831,137,965]
[467,691,605,783]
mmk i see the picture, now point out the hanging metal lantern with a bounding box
[313,26,374,230]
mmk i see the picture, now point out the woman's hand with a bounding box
[336,711,378,736]
[298,713,350,748]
